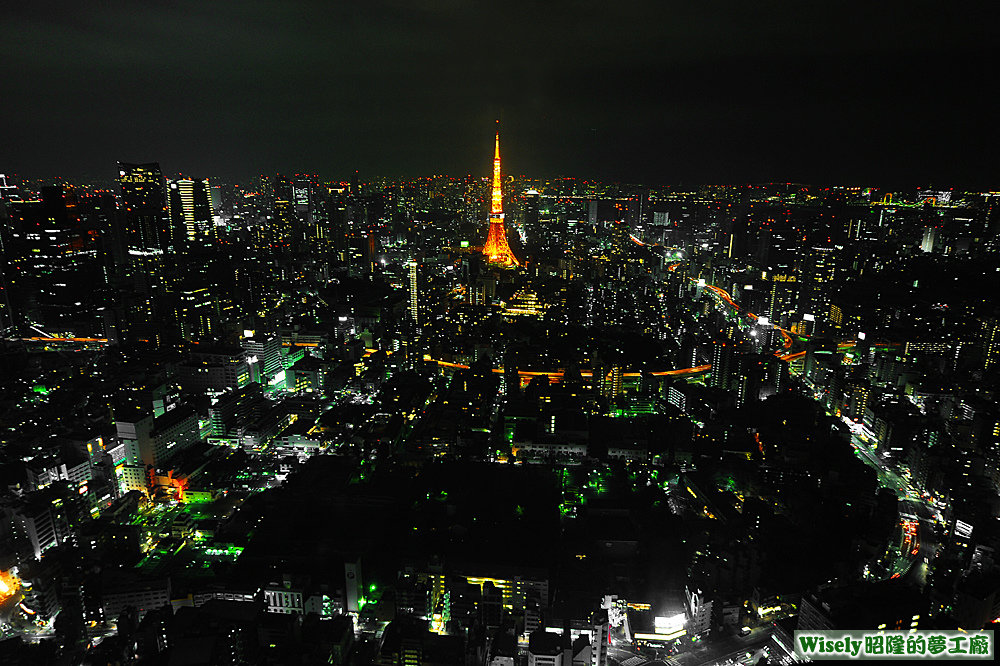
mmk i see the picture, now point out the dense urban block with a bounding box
[2,131,1000,666]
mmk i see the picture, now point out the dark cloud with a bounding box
[3,0,997,187]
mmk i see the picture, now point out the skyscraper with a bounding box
[117,162,170,253]
[610,365,624,400]
[169,281,219,342]
[167,177,215,246]
[709,339,735,391]
[242,331,283,385]
[920,226,937,253]
[482,129,519,267]
[799,245,837,320]
[4,185,103,335]
[408,261,419,325]
[982,317,1000,372]
[765,271,798,326]
[272,174,294,250]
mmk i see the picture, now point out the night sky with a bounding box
[5,1,998,187]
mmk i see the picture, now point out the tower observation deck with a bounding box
[482,129,520,267]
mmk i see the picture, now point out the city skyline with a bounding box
[3,2,999,187]
[2,3,1000,664]
[2,116,999,663]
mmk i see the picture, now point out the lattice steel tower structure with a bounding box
[482,128,519,267]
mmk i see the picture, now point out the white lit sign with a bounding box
[757,316,769,326]
[803,314,815,322]
[858,332,866,340]
[955,520,973,539]
[635,630,686,641]
[654,613,686,633]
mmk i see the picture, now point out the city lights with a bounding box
[0,6,996,658]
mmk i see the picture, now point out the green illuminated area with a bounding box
[130,495,249,578]
[558,465,626,506]
[137,541,243,578]
[609,399,659,418]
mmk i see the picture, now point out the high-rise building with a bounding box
[167,177,215,246]
[920,226,937,253]
[242,331,283,385]
[799,245,837,320]
[482,129,519,267]
[115,163,172,345]
[178,346,252,394]
[709,340,735,391]
[983,193,1000,253]
[408,261,419,325]
[113,402,199,470]
[0,231,15,334]
[4,185,104,335]
[524,189,540,229]
[844,375,872,422]
[735,353,770,406]
[169,282,219,342]
[590,609,610,666]
[685,587,714,637]
[272,174,294,250]
[763,271,797,326]
[257,174,275,215]
[592,359,607,396]
[1,491,72,561]
[982,317,1000,372]
[610,365,624,400]
[117,162,170,253]
[208,383,266,438]
[293,178,311,217]
[0,173,17,200]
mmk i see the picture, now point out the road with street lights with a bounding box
[608,628,775,666]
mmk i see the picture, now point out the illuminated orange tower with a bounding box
[482,128,519,267]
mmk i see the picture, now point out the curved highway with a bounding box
[427,273,795,382]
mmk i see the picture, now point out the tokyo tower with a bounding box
[482,128,520,267]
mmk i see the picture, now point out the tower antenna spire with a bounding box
[482,124,519,267]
